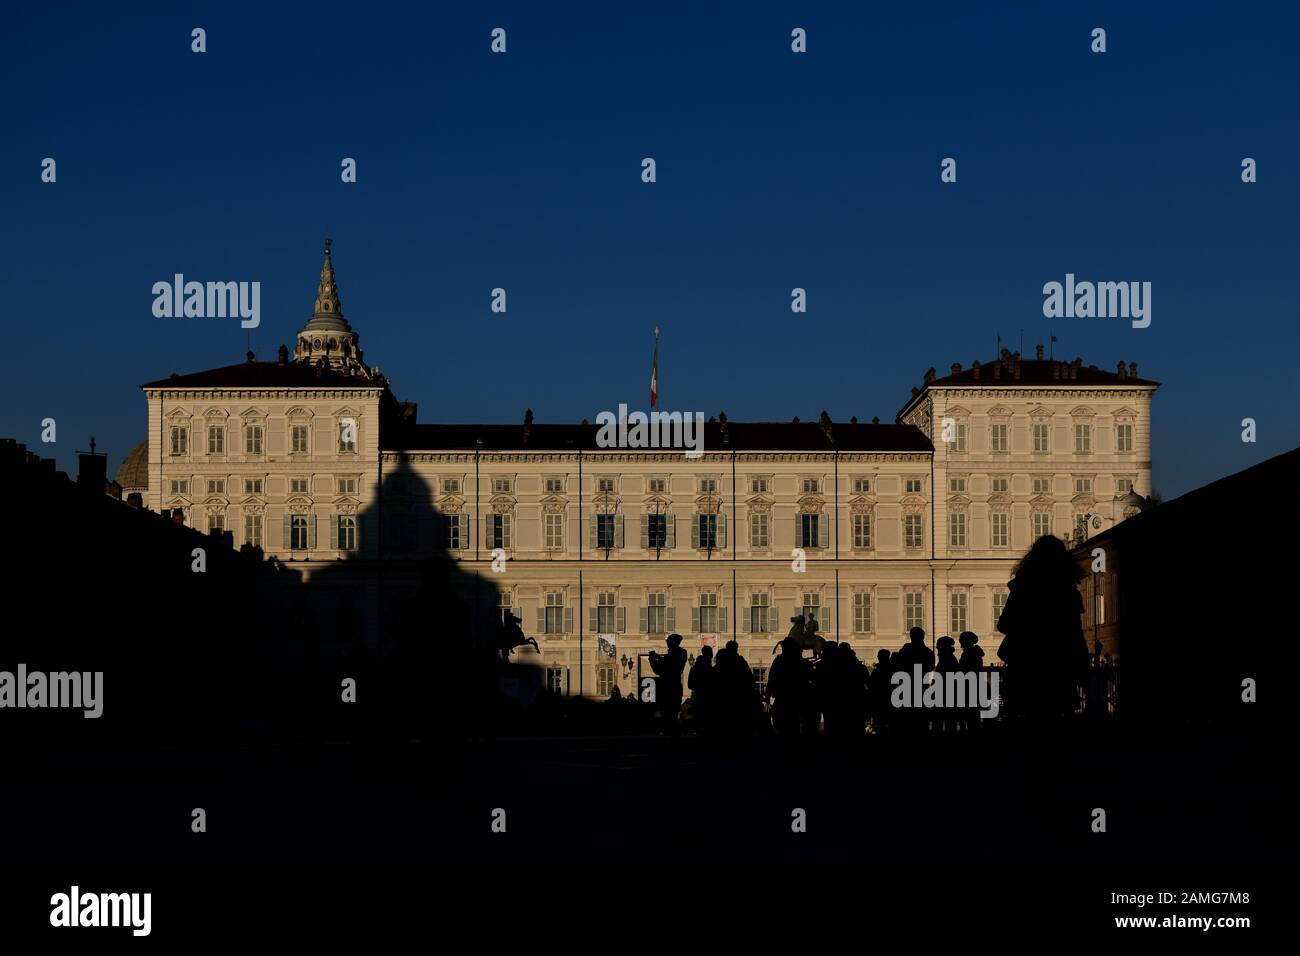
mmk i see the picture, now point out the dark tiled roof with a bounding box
[385,420,933,453]
[898,356,1160,418]
[142,361,383,390]
[115,440,149,488]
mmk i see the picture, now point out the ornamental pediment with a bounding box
[1029,406,1053,420]
[285,406,315,419]
[986,493,1013,507]
[986,405,1013,418]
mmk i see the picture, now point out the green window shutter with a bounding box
[617,606,626,632]
[484,514,494,549]
[823,602,833,630]
[308,514,317,550]
[459,513,469,549]
[589,517,598,549]
[502,514,512,550]
[332,515,339,549]
[818,513,829,548]
[537,607,546,633]
[666,514,676,548]
[717,514,727,548]
[639,607,648,632]
[741,605,750,633]
[691,607,700,633]
[589,607,599,632]
[719,607,728,633]
[666,607,676,632]
[283,516,292,550]
[615,514,624,548]
[564,607,574,633]
[640,514,649,548]
[691,517,700,549]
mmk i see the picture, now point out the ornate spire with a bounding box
[293,239,370,376]
[305,237,351,332]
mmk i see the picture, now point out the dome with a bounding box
[116,440,149,489]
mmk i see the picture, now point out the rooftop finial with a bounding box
[325,236,332,255]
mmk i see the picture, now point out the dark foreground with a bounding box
[0,722,1276,940]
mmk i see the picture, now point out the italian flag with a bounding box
[650,326,659,407]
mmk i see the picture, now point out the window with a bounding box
[648,477,667,493]
[207,425,224,455]
[596,513,616,549]
[487,513,513,550]
[801,593,821,627]
[169,426,188,456]
[905,478,923,494]
[207,513,224,535]
[853,478,871,494]
[337,514,357,550]
[1116,423,1134,453]
[950,591,968,634]
[1075,424,1092,453]
[492,478,514,494]
[244,478,264,495]
[597,665,616,697]
[1033,423,1050,453]
[446,514,465,550]
[904,514,924,548]
[646,592,667,634]
[244,513,262,548]
[1116,477,1134,495]
[544,513,564,549]
[905,591,925,632]
[699,478,718,494]
[598,477,617,493]
[597,591,617,634]
[290,515,309,550]
[750,512,769,548]
[854,592,873,633]
[948,422,968,452]
[169,479,190,495]
[290,478,310,495]
[546,667,565,694]
[499,591,514,626]
[206,479,225,495]
[545,592,565,634]
[798,513,824,548]
[991,512,1009,548]
[697,513,718,549]
[545,477,564,494]
[949,512,967,547]
[801,478,819,494]
[750,477,768,494]
[1033,511,1052,539]
[990,423,1009,453]
[752,666,769,698]
[852,513,871,548]
[750,593,769,633]
[291,424,310,454]
[338,420,357,453]
[646,513,668,549]
[244,424,263,455]
[1074,477,1092,494]
[991,476,1009,493]
[1032,477,1051,495]
[697,592,718,633]
[337,477,356,494]
[949,477,967,493]
[992,590,1008,631]
[442,478,461,494]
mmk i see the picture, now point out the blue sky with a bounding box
[2,1,1297,497]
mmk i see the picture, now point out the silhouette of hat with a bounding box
[958,631,979,647]
[666,633,683,647]
[937,635,956,650]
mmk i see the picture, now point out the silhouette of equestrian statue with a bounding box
[490,609,540,661]
[775,613,828,659]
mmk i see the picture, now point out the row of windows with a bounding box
[195,512,358,551]
[168,421,357,457]
[168,476,360,496]
[502,588,1004,637]
[947,475,1135,495]
[945,421,1134,454]
[444,476,880,496]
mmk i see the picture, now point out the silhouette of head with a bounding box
[1014,533,1085,583]
[908,626,926,645]
[959,631,979,648]
[666,633,682,647]
[877,649,891,664]
[937,635,955,652]
[699,645,713,661]
[725,640,738,653]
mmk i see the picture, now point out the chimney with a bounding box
[923,368,936,385]
[1117,361,1127,380]
[1052,362,1060,380]
[1035,343,1044,360]
[246,349,255,364]
[872,416,880,425]
[993,362,1001,380]
[523,408,534,444]
[950,362,962,375]
[818,410,833,441]
[972,360,980,380]
[278,344,288,366]
[1129,361,1138,377]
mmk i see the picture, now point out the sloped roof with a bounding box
[142,361,382,390]
[115,440,149,489]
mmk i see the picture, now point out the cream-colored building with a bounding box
[124,244,1159,697]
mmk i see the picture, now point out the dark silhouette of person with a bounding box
[892,627,935,732]
[957,631,984,731]
[688,644,714,733]
[647,633,687,734]
[812,641,837,736]
[766,636,811,736]
[996,535,1089,722]
[868,649,894,734]
[711,639,757,735]
[935,635,960,732]
[833,643,869,737]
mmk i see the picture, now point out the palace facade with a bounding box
[123,244,1159,697]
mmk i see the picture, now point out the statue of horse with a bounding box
[491,610,540,660]
[773,613,827,659]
